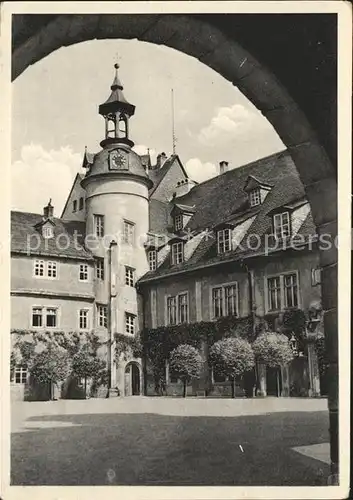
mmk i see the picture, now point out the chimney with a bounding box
[174,178,197,198]
[43,199,54,219]
[219,161,229,175]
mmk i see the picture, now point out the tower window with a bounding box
[95,258,104,280]
[249,189,261,207]
[125,267,135,287]
[171,242,184,265]
[79,197,84,210]
[94,214,104,238]
[123,220,135,245]
[79,264,89,281]
[79,309,89,330]
[97,304,107,328]
[125,313,135,335]
[73,200,77,212]
[217,229,231,254]
[148,250,157,271]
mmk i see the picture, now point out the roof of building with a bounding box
[11,211,93,260]
[139,149,318,283]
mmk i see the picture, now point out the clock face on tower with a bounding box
[109,149,129,171]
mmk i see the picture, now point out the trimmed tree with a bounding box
[252,332,294,396]
[30,344,71,400]
[209,337,255,398]
[72,346,105,398]
[169,344,202,397]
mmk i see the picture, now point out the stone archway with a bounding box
[11,13,338,477]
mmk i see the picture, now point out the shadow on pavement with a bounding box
[11,411,330,486]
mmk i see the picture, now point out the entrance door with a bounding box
[131,364,140,395]
[266,367,282,396]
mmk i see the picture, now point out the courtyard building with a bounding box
[10,64,326,400]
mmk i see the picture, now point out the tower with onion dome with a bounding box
[81,63,152,396]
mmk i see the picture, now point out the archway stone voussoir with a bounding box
[63,14,102,46]
[96,14,160,41]
[323,308,338,364]
[305,177,337,227]
[262,105,318,148]
[235,68,295,112]
[317,220,337,268]
[288,141,336,186]
[321,264,338,312]
[199,39,262,84]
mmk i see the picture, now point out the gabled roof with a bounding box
[148,154,189,197]
[60,172,85,219]
[139,149,317,283]
[11,211,93,260]
[243,174,273,192]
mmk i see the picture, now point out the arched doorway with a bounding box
[124,362,141,396]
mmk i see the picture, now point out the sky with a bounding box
[11,39,285,214]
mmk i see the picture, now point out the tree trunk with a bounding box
[276,369,280,397]
[232,378,236,398]
[183,379,187,398]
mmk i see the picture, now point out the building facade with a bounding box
[11,65,326,400]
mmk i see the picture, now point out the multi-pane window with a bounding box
[125,313,135,334]
[167,293,189,325]
[249,189,261,207]
[212,283,239,318]
[32,306,58,328]
[14,366,27,384]
[171,242,184,265]
[212,287,223,318]
[224,285,238,316]
[32,307,43,327]
[79,197,84,210]
[178,293,189,324]
[125,267,135,287]
[167,296,177,325]
[94,214,104,237]
[34,259,58,278]
[43,226,54,239]
[46,308,57,328]
[47,261,57,278]
[273,212,290,239]
[268,276,281,311]
[267,272,299,312]
[95,258,104,280]
[73,200,77,212]
[79,263,89,281]
[97,305,107,328]
[123,220,135,245]
[217,229,231,254]
[175,214,183,231]
[34,260,45,277]
[148,250,157,271]
[79,309,89,330]
[284,273,298,308]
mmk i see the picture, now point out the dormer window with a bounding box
[217,228,231,254]
[171,241,184,265]
[175,214,183,231]
[43,225,54,239]
[273,211,290,239]
[249,188,261,207]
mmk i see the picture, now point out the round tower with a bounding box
[81,63,152,396]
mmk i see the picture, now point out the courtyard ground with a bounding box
[11,396,330,486]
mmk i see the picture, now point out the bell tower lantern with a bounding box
[98,63,136,148]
